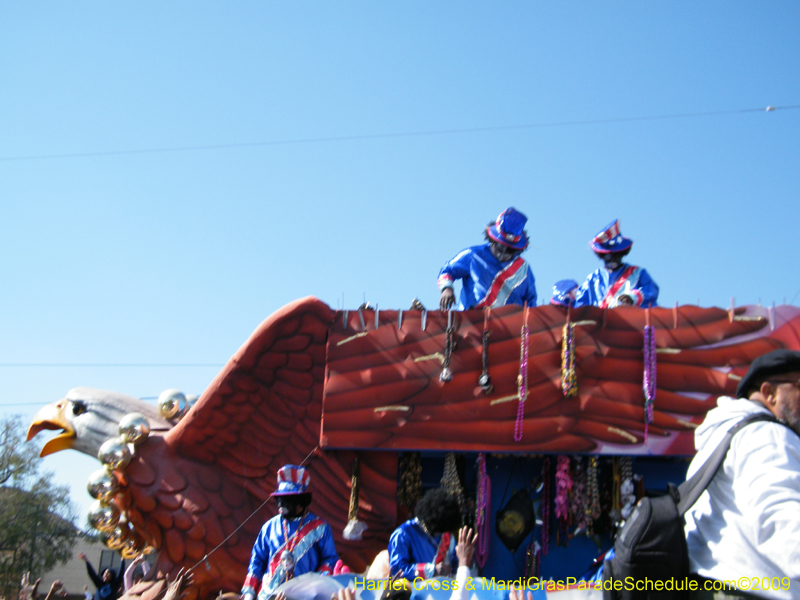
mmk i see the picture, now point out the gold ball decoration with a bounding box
[120,530,145,559]
[98,438,132,471]
[87,469,120,502]
[102,522,131,550]
[158,389,187,420]
[118,413,150,446]
[87,500,120,533]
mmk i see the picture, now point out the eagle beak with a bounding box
[27,401,76,457]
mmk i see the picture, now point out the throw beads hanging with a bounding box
[588,457,601,529]
[540,457,552,556]
[610,457,622,527]
[643,324,657,438]
[347,458,360,522]
[554,456,572,521]
[475,453,491,568]
[515,307,529,442]
[571,457,591,535]
[524,540,541,580]
[441,452,468,521]
[397,452,422,510]
[478,308,493,395]
[620,457,636,521]
[561,323,578,396]
[555,455,573,546]
[343,458,367,540]
[440,310,456,382]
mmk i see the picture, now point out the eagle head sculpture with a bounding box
[29,387,172,458]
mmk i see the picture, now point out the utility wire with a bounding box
[1,396,185,407]
[0,104,797,163]
[185,445,320,576]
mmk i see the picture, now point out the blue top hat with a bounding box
[550,279,579,307]
[590,219,633,254]
[486,207,529,251]
[272,464,311,496]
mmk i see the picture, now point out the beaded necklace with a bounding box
[554,455,572,522]
[479,308,494,395]
[416,518,438,546]
[441,452,466,519]
[514,304,529,442]
[643,322,657,440]
[561,321,578,396]
[440,310,455,382]
[588,457,600,528]
[475,453,491,568]
[540,456,552,556]
[279,512,310,578]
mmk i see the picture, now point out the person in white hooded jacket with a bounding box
[684,349,800,600]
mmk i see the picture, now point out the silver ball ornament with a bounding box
[185,394,199,411]
[120,531,145,559]
[102,522,131,550]
[158,389,187,420]
[98,438,132,471]
[118,413,150,446]
[87,500,120,533]
[87,469,120,502]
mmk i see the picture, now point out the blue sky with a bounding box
[2,2,799,523]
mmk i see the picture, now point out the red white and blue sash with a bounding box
[600,266,643,308]
[476,257,527,308]
[263,517,327,592]
[415,531,453,579]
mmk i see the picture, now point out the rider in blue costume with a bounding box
[550,279,579,307]
[389,488,462,580]
[438,207,537,311]
[241,465,339,600]
[574,219,659,308]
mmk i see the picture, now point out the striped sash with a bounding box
[476,257,527,308]
[600,266,640,308]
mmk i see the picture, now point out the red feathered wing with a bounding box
[118,297,397,600]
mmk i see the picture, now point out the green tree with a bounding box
[0,416,77,600]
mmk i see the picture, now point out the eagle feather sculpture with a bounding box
[27,297,800,600]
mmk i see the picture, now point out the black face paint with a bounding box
[490,242,518,263]
[277,496,304,518]
[601,252,625,272]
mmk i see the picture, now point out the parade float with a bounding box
[27,298,800,600]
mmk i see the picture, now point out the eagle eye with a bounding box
[72,401,87,416]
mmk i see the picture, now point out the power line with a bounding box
[1,104,797,163]
[1,397,163,407]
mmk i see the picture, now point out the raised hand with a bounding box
[163,568,193,600]
[331,589,355,600]
[45,580,67,600]
[508,587,533,600]
[455,526,479,568]
[20,572,41,600]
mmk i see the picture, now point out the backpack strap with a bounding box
[676,413,786,514]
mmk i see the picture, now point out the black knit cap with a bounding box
[736,349,800,398]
